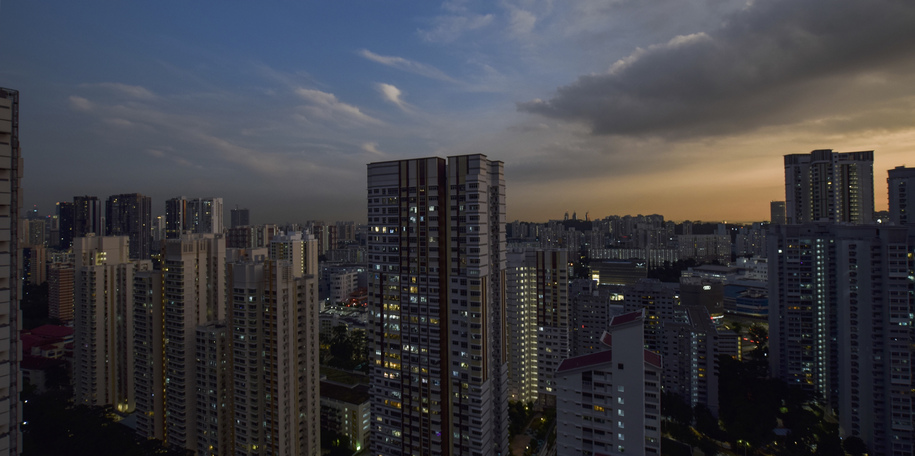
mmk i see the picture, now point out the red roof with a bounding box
[30,325,74,339]
[644,350,662,368]
[556,350,614,374]
[609,310,643,327]
[599,332,612,347]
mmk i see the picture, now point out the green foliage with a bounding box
[843,436,868,456]
[508,401,535,437]
[23,390,177,455]
[321,324,368,373]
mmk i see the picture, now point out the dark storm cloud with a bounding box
[518,0,915,137]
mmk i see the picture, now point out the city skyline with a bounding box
[3,0,915,224]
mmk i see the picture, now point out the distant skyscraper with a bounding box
[367,154,509,455]
[768,223,914,455]
[230,207,249,228]
[1,86,22,455]
[56,201,74,249]
[106,193,152,259]
[888,166,915,225]
[72,195,101,238]
[164,197,187,239]
[784,149,874,224]
[770,200,786,225]
[166,196,224,238]
[48,264,74,322]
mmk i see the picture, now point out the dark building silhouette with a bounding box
[230,207,249,228]
[56,201,74,249]
[72,195,101,238]
[106,193,152,259]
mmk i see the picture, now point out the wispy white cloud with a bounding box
[294,88,381,125]
[358,49,460,84]
[361,142,384,156]
[84,82,157,100]
[69,96,93,111]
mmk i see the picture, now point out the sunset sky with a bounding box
[3,0,914,224]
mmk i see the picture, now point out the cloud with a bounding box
[86,82,157,100]
[69,96,93,111]
[507,7,537,38]
[361,142,384,156]
[376,83,410,111]
[358,49,460,83]
[418,12,494,43]
[519,0,915,138]
[294,88,381,124]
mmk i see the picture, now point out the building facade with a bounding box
[73,236,149,413]
[555,311,662,456]
[888,166,915,226]
[768,223,914,455]
[366,154,509,455]
[0,86,22,455]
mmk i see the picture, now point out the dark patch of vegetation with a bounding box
[320,324,369,373]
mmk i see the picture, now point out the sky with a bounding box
[2,0,914,224]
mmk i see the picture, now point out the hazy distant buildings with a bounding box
[770,201,786,225]
[784,149,874,224]
[165,196,224,239]
[888,166,915,225]
[0,86,22,455]
[367,154,509,455]
[768,223,914,455]
[105,193,152,259]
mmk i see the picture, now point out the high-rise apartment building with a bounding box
[888,166,915,226]
[48,264,74,322]
[162,234,226,451]
[555,310,662,455]
[784,149,875,224]
[134,268,165,441]
[73,236,150,412]
[768,223,914,455]
[569,279,625,357]
[0,86,22,455]
[366,154,509,456]
[195,322,231,456]
[106,193,152,260]
[506,249,569,405]
[227,233,320,456]
[72,195,101,238]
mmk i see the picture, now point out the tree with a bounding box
[843,436,868,456]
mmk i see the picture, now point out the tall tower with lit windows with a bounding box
[366,154,508,456]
